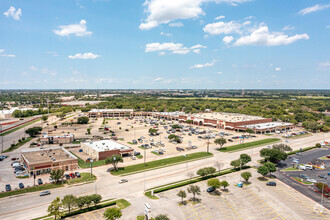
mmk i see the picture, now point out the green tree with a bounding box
[77,116,89,124]
[155,214,170,220]
[257,165,269,178]
[50,169,64,184]
[177,190,187,204]
[264,162,277,176]
[196,167,216,177]
[41,115,48,122]
[47,197,63,220]
[241,172,252,183]
[260,148,288,163]
[207,178,221,189]
[25,126,42,137]
[171,124,181,129]
[62,195,76,214]
[245,128,254,134]
[168,134,181,143]
[214,137,227,149]
[90,194,102,206]
[220,180,229,190]
[103,207,122,220]
[239,154,251,165]
[230,159,241,169]
[272,143,292,152]
[187,185,201,201]
[85,195,92,208]
[105,154,123,171]
[148,128,158,135]
[76,196,86,210]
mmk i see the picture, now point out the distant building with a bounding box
[58,96,75,102]
[61,101,101,107]
[88,109,134,118]
[0,107,38,119]
[21,147,78,176]
[40,134,75,145]
[81,140,133,161]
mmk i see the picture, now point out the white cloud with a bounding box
[223,36,234,45]
[53,20,92,37]
[46,51,58,57]
[234,26,309,46]
[275,67,281,71]
[327,26,330,29]
[193,49,200,54]
[168,22,184,27]
[282,25,295,31]
[30,66,38,71]
[0,49,15,57]
[190,59,217,69]
[139,0,251,30]
[298,4,330,15]
[217,71,222,74]
[145,42,206,55]
[203,20,245,35]
[68,52,100,59]
[29,66,57,76]
[154,77,173,84]
[215,15,225,20]
[160,32,172,37]
[318,61,330,67]
[4,6,22,20]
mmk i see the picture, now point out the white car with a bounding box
[306,178,317,183]
[119,179,128,184]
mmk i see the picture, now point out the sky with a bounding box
[0,0,329,90]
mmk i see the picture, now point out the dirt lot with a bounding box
[156,168,329,220]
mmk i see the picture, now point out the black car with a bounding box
[228,139,233,142]
[5,184,11,191]
[75,172,81,178]
[266,182,276,186]
[64,174,70,179]
[19,183,24,189]
[206,187,215,193]
[38,178,43,185]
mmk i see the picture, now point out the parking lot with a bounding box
[157,169,329,220]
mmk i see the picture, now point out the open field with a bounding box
[158,97,250,101]
[295,96,330,99]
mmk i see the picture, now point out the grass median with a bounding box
[111,152,213,176]
[70,152,107,168]
[3,137,33,153]
[0,118,41,136]
[218,138,280,153]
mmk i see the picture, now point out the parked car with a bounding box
[5,184,11,191]
[40,190,51,196]
[69,173,75,178]
[38,178,43,185]
[64,174,70,179]
[300,174,307,179]
[306,178,317,183]
[19,183,24,189]
[228,139,233,142]
[266,182,276,186]
[75,172,81,178]
[206,187,215,193]
[319,175,327,179]
[119,179,128,184]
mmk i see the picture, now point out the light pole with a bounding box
[0,124,3,153]
[90,159,94,178]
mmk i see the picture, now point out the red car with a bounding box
[69,173,75,178]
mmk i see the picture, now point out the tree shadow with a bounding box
[257,177,268,181]
[189,198,201,204]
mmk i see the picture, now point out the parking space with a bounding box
[157,169,330,220]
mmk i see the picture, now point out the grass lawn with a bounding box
[3,137,33,153]
[67,173,96,185]
[137,216,145,220]
[136,155,143,159]
[151,151,161,156]
[292,177,313,185]
[116,199,131,209]
[281,167,300,171]
[320,156,330,160]
[0,183,64,199]
[111,152,213,175]
[0,119,41,136]
[218,138,280,152]
[70,152,108,168]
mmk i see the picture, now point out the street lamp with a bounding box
[90,159,94,178]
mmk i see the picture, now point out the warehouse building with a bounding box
[21,147,78,176]
[88,109,134,118]
[81,140,134,161]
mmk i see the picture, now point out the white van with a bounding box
[305,164,313,170]
[299,165,306,170]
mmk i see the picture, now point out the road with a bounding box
[0,132,328,219]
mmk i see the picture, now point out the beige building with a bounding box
[40,134,75,145]
[81,140,133,161]
[21,147,78,176]
[88,109,134,118]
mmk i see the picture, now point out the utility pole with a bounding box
[144,148,146,167]
[207,135,210,154]
[90,159,94,178]
[0,124,3,153]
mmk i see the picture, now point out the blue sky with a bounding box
[0,0,329,89]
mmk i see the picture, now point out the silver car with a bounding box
[40,190,51,196]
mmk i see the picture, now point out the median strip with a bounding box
[218,138,281,153]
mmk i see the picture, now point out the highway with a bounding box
[0,132,328,220]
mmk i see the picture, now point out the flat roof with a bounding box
[21,147,77,164]
[42,134,74,138]
[241,122,293,129]
[82,140,133,152]
[189,112,263,122]
[89,109,134,113]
